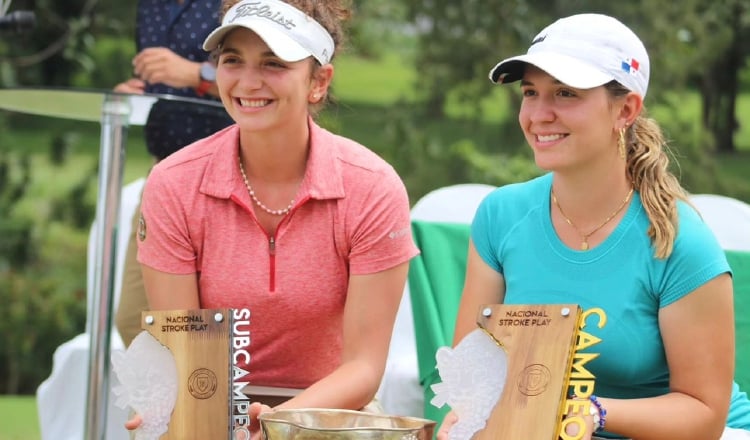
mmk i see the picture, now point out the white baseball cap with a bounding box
[203,0,335,66]
[488,14,650,97]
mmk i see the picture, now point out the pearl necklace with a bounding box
[551,187,634,251]
[238,158,296,216]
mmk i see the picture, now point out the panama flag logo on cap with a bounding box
[622,58,640,75]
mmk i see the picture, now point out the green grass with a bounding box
[737,93,750,152]
[0,396,40,440]
[333,53,417,105]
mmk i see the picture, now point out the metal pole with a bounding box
[84,92,131,440]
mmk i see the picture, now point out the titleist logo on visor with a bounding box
[230,1,296,30]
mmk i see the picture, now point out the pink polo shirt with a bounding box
[137,120,418,388]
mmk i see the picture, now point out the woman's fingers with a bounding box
[124,413,142,430]
[437,411,458,440]
[248,402,274,436]
[563,410,594,440]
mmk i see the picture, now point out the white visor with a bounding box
[203,0,335,65]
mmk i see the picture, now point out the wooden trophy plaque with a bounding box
[142,308,252,440]
[472,304,583,440]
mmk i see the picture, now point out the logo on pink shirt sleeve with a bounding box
[388,226,411,240]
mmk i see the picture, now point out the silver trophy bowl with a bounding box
[259,409,436,440]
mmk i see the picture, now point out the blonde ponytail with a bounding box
[625,115,690,258]
[606,81,691,259]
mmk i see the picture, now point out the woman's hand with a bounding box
[124,412,142,431]
[113,78,146,94]
[436,410,458,440]
[132,47,201,89]
[562,415,595,440]
[562,399,596,440]
[246,401,273,440]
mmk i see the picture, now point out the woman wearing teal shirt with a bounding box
[439,13,750,440]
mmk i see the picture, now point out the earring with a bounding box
[618,128,627,159]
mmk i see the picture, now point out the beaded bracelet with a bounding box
[589,394,607,432]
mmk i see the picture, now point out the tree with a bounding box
[403,0,750,154]
[349,0,410,58]
[691,0,750,153]
[600,0,750,153]
[0,141,92,393]
[0,0,135,87]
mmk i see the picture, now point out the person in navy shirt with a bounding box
[114,0,234,347]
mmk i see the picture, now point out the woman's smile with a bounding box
[238,98,272,108]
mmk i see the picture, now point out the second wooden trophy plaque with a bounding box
[473,303,584,440]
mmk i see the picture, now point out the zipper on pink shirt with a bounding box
[268,236,276,292]
[230,194,308,293]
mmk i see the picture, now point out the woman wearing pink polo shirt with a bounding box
[130,0,419,436]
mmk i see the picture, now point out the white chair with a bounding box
[410,184,498,224]
[36,177,145,440]
[689,194,750,251]
[376,184,495,417]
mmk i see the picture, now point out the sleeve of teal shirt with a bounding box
[408,220,471,424]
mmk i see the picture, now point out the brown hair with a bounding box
[605,81,690,259]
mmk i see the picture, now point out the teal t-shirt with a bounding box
[471,173,750,432]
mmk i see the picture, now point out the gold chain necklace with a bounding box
[238,158,296,216]
[551,187,634,251]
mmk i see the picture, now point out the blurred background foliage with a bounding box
[1,0,749,394]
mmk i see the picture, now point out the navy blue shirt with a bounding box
[136,0,233,160]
